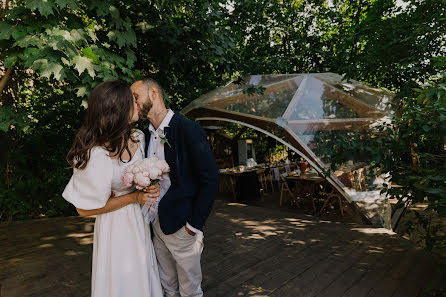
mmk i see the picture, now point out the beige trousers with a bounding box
[153,218,204,297]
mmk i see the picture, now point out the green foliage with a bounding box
[381,79,446,212]
[324,66,445,211]
[1,0,137,92]
[0,80,86,220]
[0,0,137,220]
[363,55,446,216]
[126,0,237,109]
[242,85,266,96]
[227,0,446,94]
[324,63,446,252]
[1,0,445,230]
[333,0,446,94]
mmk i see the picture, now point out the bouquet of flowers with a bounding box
[121,157,170,223]
[121,157,170,189]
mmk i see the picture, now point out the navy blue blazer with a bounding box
[144,112,219,235]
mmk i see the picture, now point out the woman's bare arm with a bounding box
[76,184,160,217]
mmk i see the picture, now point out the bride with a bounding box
[62,80,163,297]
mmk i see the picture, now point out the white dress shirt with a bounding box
[147,109,199,234]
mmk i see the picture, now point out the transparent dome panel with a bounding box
[243,74,300,86]
[291,129,386,195]
[210,76,303,119]
[315,73,394,113]
[285,76,360,121]
[199,75,301,107]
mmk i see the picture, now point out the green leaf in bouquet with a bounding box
[150,179,160,186]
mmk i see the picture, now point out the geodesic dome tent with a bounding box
[182,73,395,225]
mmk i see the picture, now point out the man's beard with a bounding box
[139,99,153,120]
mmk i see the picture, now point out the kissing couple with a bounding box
[63,78,219,297]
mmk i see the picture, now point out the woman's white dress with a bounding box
[62,130,163,297]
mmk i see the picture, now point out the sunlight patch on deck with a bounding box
[351,227,395,235]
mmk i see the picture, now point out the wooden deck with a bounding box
[1,199,445,297]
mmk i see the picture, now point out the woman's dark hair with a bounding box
[67,80,137,169]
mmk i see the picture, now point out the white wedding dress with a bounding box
[63,130,163,297]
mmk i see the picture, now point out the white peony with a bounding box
[134,172,150,188]
[141,158,156,168]
[132,165,143,174]
[146,157,158,166]
[155,159,170,173]
[147,167,163,180]
[121,157,170,190]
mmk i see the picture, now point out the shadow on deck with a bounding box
[1,198,445,297]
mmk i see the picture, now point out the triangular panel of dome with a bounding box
[282,75,385,132]
[207,75,303,119]
[314,73,395,114]
[283,75,384,120]
[182,74,302,116]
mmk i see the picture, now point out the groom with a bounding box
[131,78,218,297]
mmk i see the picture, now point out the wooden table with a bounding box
[219,171,244,199]
[219,169,261,201]
[219,163,294,201]
[286,172,345,216]
[286,173,324,211]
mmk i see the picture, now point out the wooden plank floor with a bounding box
[1,199,445,297]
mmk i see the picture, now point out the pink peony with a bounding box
[134,172,151,189]
[121,172,134,188]
[147,167,163,180]
[155,159,170,173]
[120,157,170,190]
[140,158,155,168]
[159,173,168,180]
[131,165,143,174]
[147,156,158,163]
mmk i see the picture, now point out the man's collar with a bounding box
[149,109,174,133]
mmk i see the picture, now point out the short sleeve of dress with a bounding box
[62,147,113,210]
